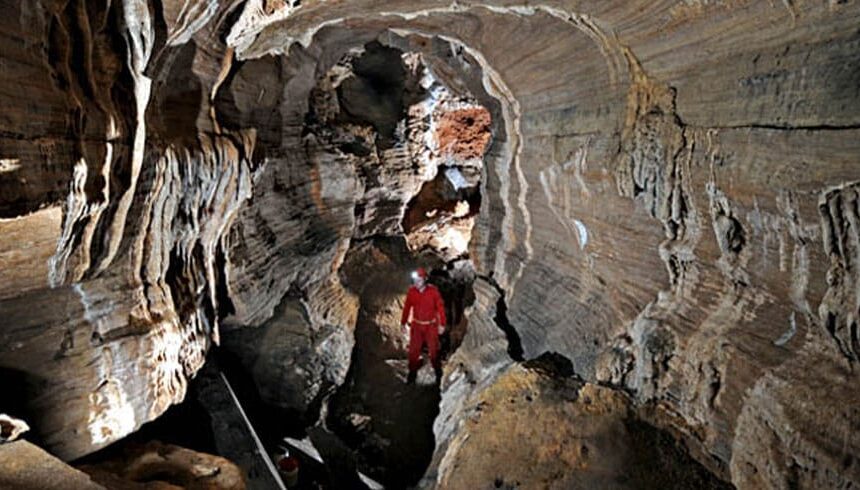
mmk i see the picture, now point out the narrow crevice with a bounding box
[482,275,525,363]
[522,352,578,379]
[213,243,236,320]
[699,122,860,132]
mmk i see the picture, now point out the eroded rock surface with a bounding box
[0,440,103,490]
[221,295,353,415]
[78,441,246,489]
[426,363,729,490]
[0,1,858,488]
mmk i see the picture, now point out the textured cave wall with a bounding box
[0,0,493,462]
[228,2,860,488]
[0,1,858,488]
[0,0,258,459]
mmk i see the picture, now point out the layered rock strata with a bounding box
[0,1,858,489]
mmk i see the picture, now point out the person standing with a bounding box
[400,267,447,384]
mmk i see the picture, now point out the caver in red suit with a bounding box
[400,267,447,384]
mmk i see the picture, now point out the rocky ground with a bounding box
[429,362,731,490]
[0,439,245,490]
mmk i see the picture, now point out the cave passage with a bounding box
[2,2,859,489]
[315,42,486,488]
[327,237,444,488]
[214,40,489,488]
[325,240,478,488]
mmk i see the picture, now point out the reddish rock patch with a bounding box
[435,108,491,159]
[78,441,246,489]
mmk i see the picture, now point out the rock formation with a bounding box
[0,440,105,490]
[0,0,858,488]
[78,441,247,489]
[0,439,245,490]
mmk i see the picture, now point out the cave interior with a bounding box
[0,1,859,489]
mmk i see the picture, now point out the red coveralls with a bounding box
[401,284,447,373]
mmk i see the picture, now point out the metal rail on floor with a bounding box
[219,372,288,490]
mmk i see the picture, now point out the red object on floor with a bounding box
[401,284,446,372]
[278,455,299,472]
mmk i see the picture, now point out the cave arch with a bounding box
[1,2,858,488]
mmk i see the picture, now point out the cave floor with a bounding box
[328,298,442,489]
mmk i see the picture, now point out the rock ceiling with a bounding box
[0,1,858,488]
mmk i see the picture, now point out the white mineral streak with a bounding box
[0,414,30,443]
[445,167,468,190]
[95,0,154,274]
[165,0,220,46]
[49,160,89,287]
[0,159,21,173]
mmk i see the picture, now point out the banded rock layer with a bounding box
[0,1,858,489]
